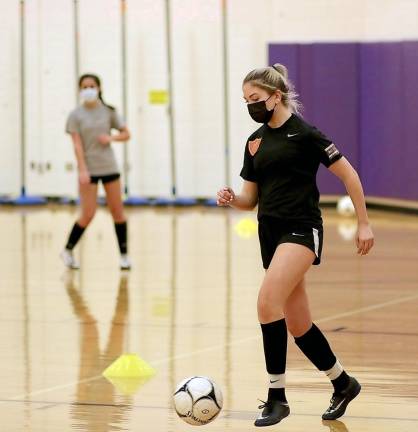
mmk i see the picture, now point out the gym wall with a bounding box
[0,0,417,201]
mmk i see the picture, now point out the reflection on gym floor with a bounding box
[0,206,417,431]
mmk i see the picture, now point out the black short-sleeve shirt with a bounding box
[240,114,342,226]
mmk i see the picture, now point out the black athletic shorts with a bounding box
[258,216,323,269]
[90,173,120,184]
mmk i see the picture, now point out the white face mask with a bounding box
[80,87,99,103]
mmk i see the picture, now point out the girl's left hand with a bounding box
[356,223,374,255]
[98,134,112,145]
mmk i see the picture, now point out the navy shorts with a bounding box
[258,216,324,269]
[90,173,120,184]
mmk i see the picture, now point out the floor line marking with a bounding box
[2,292,418,404]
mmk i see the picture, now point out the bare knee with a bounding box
[257,289,285,324]
[285,315,311,337]
[285,317,300,336]
[109,209,125,223]
[111,210,125,223]
[284,281,312,337]
[78,210,96,227]
[106,201,125,222]
[257,247,313,324]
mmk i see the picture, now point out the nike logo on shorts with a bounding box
[292,233,305,237]
[287,133,299,137]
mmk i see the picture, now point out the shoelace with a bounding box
[327,394,339,410]
[257,399,271,410]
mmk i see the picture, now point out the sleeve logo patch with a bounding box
[248,138,262,156]
[325,143,340,160]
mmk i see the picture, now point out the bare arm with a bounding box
[217,180,258,211]
[328,157,374,255]
[111,126,131,142]
[70,132,90,184]
[98,126,131,145]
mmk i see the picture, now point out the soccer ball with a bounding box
[337,195,355,216]
[173,376,223,426]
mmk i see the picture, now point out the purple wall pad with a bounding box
[269,43,360,195]
[306,44,359,194]
[297,45,315,121]
[402,42,418,200]
[269,41,418,201]
[359,42,403,198]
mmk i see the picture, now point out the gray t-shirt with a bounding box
[66,102,125,176]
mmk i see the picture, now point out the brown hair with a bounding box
[79,73,115,111]
[243,63,302,114]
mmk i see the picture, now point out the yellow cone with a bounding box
[102,353,156,379]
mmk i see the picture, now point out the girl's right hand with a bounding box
[217,187,235,206]
[78,170,91,185]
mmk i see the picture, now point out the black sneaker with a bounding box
[254,399,290,427]
[322,376,361,420]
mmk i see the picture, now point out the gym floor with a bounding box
[0,206,417,431]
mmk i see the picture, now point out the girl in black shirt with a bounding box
[217,64,374,427]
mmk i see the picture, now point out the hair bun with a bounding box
[272,63,288,79]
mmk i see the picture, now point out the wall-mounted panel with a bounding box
[170,0,225,197]
[125,0,171,197]
[0,1,20,195]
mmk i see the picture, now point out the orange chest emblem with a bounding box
[248,138,262,156]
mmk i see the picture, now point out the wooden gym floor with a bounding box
[0,205,417,431]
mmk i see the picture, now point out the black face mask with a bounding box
[247,95,274,123]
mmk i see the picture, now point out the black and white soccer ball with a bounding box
[173,376,223,426]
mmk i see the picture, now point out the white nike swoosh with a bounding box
[328,399,346,413]
[287,133,299,137]
[292,233,305,237]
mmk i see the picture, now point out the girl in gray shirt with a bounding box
[61,74,131,270]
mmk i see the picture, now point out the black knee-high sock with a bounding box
[114,221,128,254]
[65,223,86,250]
[260,319,288,403]
[294,323,350,393]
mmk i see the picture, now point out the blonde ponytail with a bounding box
[243,63,302,114]
[272,63,288,80]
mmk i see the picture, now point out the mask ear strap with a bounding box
[274,90,282,105]
[266,93,279,106]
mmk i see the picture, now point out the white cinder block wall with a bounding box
[0,2,21,195]
[1,0,417,198]
[24,0,77,197]
[126,0,172,197]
